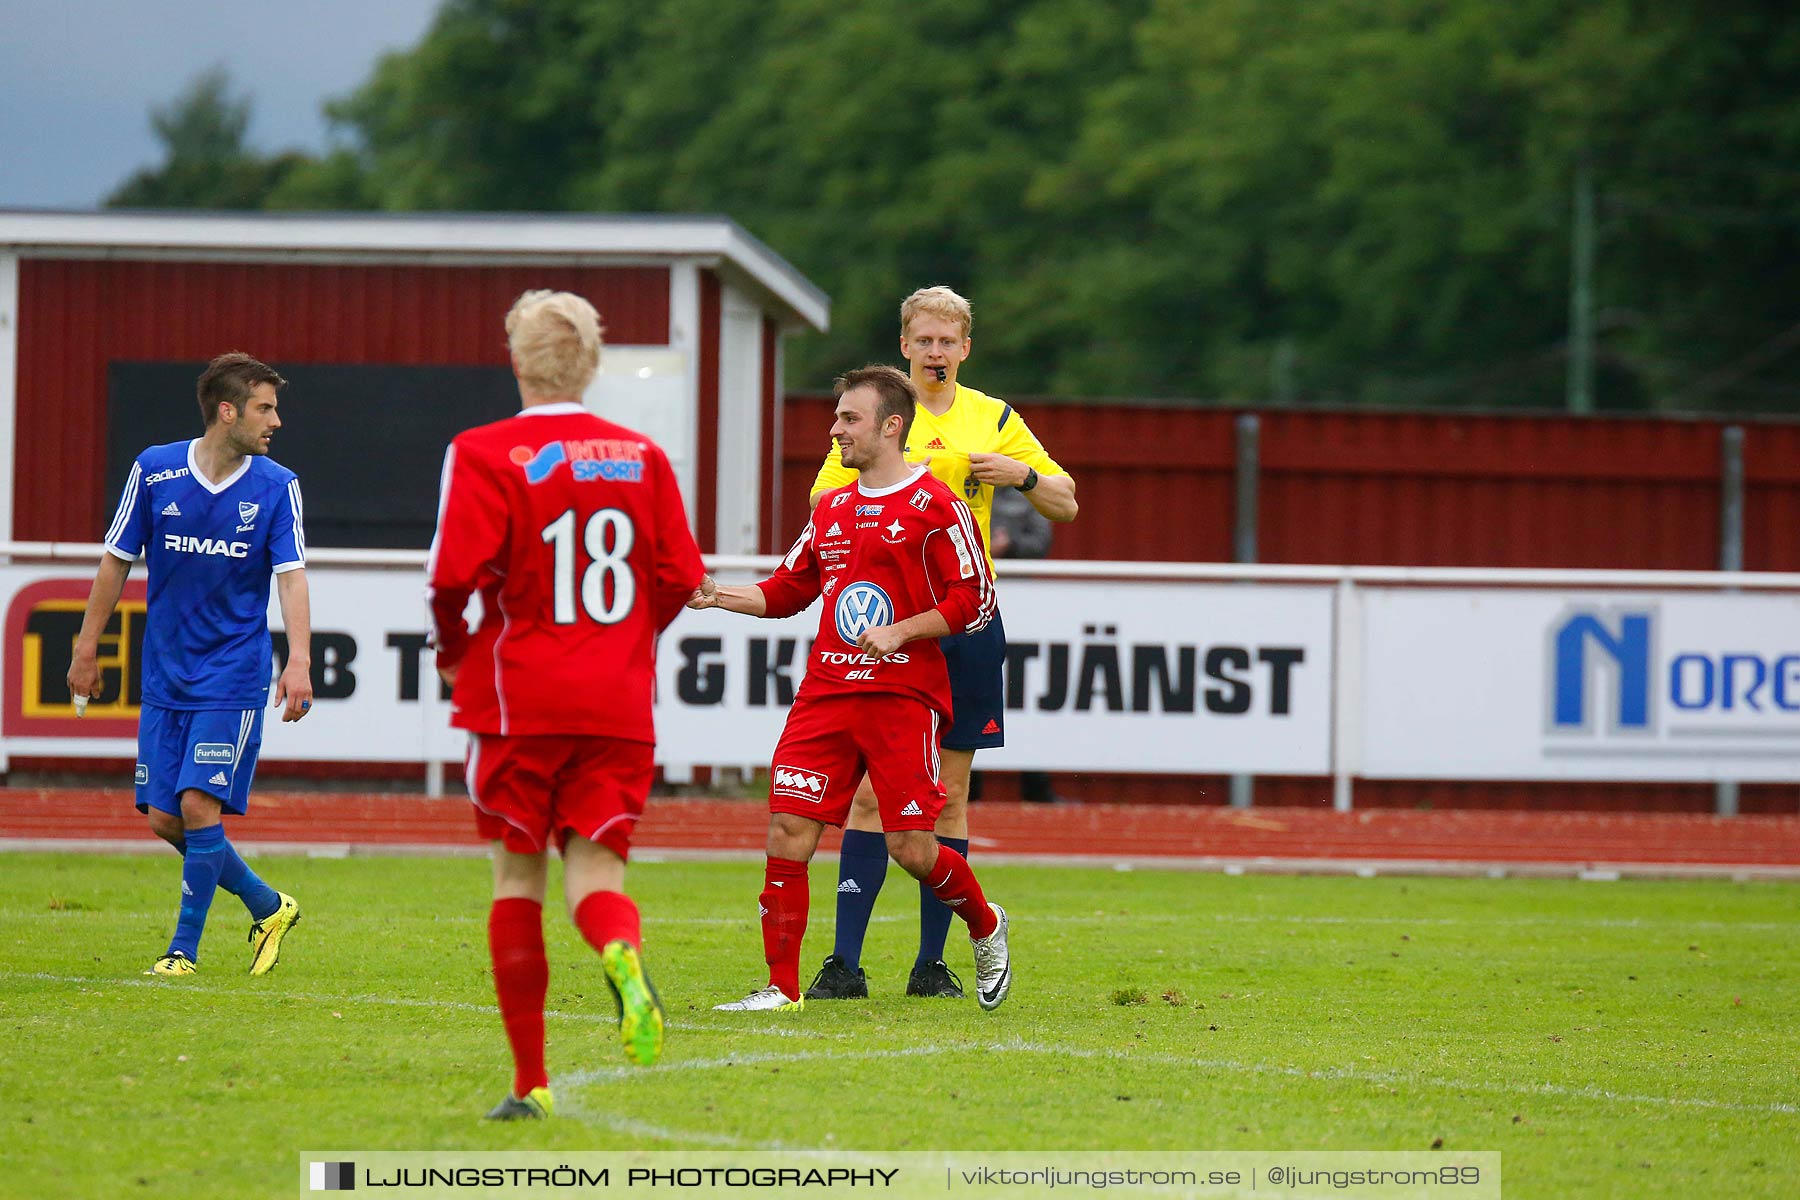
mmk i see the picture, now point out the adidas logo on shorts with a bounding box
[837,879,862,894]
[900,800,923,817]
[208,771,229,788]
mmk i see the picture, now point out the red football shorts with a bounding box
[767,693,946,831]
[466,733,654,859]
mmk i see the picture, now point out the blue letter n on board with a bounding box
[1553,609,1652,731]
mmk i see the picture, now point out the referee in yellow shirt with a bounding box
[803,286,1078,999]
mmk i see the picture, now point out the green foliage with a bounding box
[106,70,300,210]
[109,2,1800,410]
[4,853,1797,1198]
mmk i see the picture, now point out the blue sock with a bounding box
[915,836,969,970]
[216,840,281,922]
[169,832,279,921]
[169,824,227,962]
[831,829,890,969]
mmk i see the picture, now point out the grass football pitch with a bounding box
[2,851,1795,1198]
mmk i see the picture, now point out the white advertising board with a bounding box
[665,573,1336,774]
[15,561,1793,784]
[0,564,465,764]
[1360,588,1800,782]
[0,564,1336,775]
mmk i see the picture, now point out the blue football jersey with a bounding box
[104,439,307,709]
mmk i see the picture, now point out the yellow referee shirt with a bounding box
[809,383,1066,567]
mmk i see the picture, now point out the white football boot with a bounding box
[970,903,1012,1011]
[713,984,805,1012]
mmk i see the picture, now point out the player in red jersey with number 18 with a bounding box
[428,290,704,1120]
[688,364,1013,1013]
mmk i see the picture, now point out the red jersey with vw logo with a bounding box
[758,465,995,721]
[428,403,704,739]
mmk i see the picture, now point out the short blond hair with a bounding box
[505,290,604,396]
[899,285,972,340]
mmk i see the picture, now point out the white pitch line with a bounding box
[8,970,1793,1119]
[982,1039,1800,1118]
[0,971,857,1041]
[560,1038,1800,1120]
[552,1048,958,1147]
[560,1044,952,1087]
[554,1109,771,1150]
[8,908,1797,933]
[11,839,1799,880]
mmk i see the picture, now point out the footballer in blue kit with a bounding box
[68,353,315,978]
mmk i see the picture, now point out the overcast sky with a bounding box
[0,0,442,209]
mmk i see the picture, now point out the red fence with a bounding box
[14,258,673,545]
[777,394,1800,813]
[776,396,1800,570]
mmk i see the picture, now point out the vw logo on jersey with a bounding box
[834,582,894,643]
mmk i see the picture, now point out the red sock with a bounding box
[924,845,996,940]
[760,857,809,1000]
[488,897,549,1097]
[573,890,641,952]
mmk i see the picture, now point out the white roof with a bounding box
[0,208,830,332]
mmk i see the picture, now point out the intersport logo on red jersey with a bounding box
[512,438,646,484]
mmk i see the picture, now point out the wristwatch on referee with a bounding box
[1019,467,1039,492]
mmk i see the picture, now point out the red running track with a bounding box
[3,788,1799,874]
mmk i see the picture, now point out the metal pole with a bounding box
[1331,578,1358,812]
[1719,426,1745,574]
[1716,425,1745,817]
[1230,413,1260,809]
[1567,156,1596,414]
[1270,336,1298,406]
[1234,413,1260,566]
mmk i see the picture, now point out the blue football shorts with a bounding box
[941,608,1007,751]
[134,703,265,817]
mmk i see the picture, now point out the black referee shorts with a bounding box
[941,608,1006,751]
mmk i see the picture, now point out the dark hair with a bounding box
[197,352,285,427]
[833,363,917,447]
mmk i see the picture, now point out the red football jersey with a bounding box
[428,402,704,739]
[758,465,995,721]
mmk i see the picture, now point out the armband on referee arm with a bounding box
[1019,467,1039,493]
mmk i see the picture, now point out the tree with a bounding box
[111,1,1800,411]
[107,69,302,209]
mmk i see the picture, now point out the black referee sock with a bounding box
[830,829,889,969]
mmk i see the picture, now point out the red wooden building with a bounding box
[1,210,829,554]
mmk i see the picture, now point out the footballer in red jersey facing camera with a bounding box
[689,365,1012,1014]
